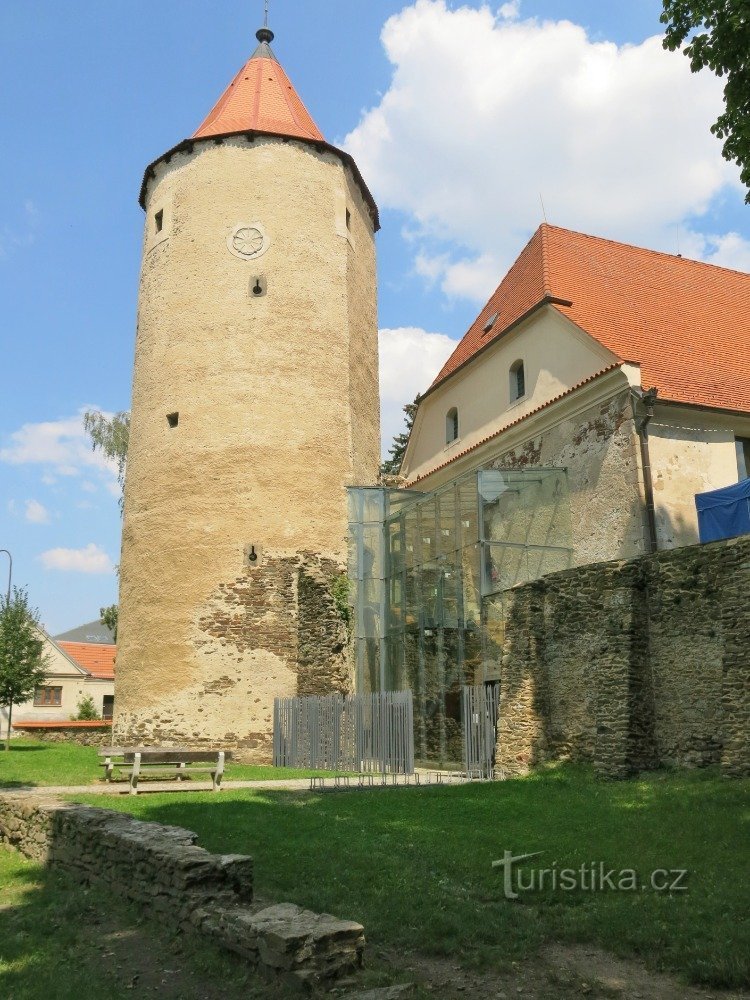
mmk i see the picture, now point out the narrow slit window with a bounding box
[509,360,526,403]
[154,209,164,234]
[345,208,352,231]
[167,412,179,428]
[446,407,459,444]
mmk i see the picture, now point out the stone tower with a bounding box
[115,25,380,759]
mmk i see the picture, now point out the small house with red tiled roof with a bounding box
[401,224,750,562]
[1,623,115,735]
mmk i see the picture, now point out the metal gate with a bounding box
[462,683,499,779]
[274,690,414,774]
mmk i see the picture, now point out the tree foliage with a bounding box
[83,410,130,509]
[661,0,750,202]
[380,395,420,477]
[100,604,119,642]
[0,588,50,750]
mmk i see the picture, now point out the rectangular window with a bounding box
[154,209,164,234]
[736,437,750,480]
[102,695,114,721]
[345,208,351,231]
[34,686,62,707]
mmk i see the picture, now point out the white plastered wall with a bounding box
[402,306,617,482]
[648,404,750,548]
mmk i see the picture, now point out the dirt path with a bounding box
[374,945,749,1000]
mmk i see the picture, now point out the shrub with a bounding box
[73,695,101,721]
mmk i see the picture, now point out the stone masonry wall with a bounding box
[0,794,364,988]
[496,535,750,778]
[11,724,114,747]
[115,552,350,762]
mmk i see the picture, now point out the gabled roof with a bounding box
[431,224,750,414]
[54,619,115,644]
[57,642,116,680]
[193,28,324,143]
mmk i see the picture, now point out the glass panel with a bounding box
[388,489,423,516]
[404,506,419,567]
[420,498,438,563]
[384,633,406,691]
[462,544,482,627]
[484,541,529,594]
[437,488,457,556]
[349,470,572,768]
[404,568,420,628]
[459,477,479,549]
[420,562,441,628]
[441,558,460,629]
[387,517,405,575]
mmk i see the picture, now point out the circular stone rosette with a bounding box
[226,223,270,261]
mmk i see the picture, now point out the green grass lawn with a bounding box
[74,766,749,990]
[0,847,274,1000]
[0,739,337,787]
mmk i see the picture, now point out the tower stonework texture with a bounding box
[115,29,380,760]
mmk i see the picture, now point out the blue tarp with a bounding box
[695,477,750,543]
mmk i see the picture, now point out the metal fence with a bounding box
[274,691,414,774]
[462,683,499,779]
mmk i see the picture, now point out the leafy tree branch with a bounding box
[661,0,750,202]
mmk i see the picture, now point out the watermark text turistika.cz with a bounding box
[492,852,689,900]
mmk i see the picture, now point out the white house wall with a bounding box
[3,676,115,727]
[402,306,618,482]
[648,405,750,549]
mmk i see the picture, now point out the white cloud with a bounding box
[0,200,40,261]
[700,232,750,273]
[498,1,520,20]
[379,327,457,450]
[0,409,118,487]
[39,543,113,575]
[24,499,50,524]
[346,0,745,302]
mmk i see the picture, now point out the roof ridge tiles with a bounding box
[542,222,750,278]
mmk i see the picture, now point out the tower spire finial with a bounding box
[256,0,274,46]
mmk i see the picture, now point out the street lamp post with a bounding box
[0,550,12,606]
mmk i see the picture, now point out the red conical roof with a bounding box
[193,29,324,143]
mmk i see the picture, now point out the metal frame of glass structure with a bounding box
[348,466,571,768]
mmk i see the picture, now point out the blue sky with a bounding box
[0,0,747,634]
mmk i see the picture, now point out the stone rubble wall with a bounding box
[11,725,114,747]
[0,794,364,988]
[116,552,351,762]
[496,535,750,779]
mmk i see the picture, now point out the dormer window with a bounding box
[446,407,459,444]
[483,312,499,334]
[510,360,526,403]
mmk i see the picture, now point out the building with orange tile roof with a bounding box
[2,627,115,734]
[56,642,116,681]
[401,224,750,561]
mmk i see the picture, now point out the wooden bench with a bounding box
[98,748,230,795]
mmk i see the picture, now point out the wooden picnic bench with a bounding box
[98,747,230,795]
